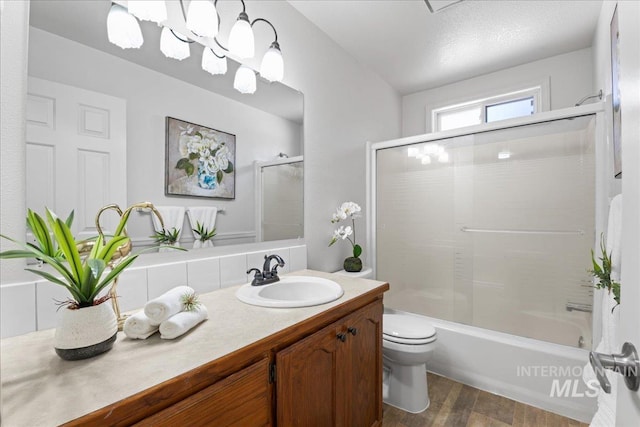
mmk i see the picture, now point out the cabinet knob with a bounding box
[337,333,347,342]
[348,327,357,336]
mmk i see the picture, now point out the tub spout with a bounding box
[566,302,592,313]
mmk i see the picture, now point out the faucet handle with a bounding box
[247,268,262,286]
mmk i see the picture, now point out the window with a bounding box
[432,86,543,132]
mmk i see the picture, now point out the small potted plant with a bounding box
[590,233,621,312]
[192,221,216,249]
[0,208,139,360]
[329,202,363,272]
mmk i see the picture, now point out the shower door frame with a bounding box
[254,155,304,242]
[366,102,608,338]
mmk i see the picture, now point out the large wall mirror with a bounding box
[25,0,303,251]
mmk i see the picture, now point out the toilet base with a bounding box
[383,363,430,414]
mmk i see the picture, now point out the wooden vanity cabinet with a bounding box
[275,300,383,427]
[133,358,272,427]
[62,286,387,427]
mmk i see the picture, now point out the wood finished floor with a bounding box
[382,373,589,427]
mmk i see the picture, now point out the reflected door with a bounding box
[26,77,127,239]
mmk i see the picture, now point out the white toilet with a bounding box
[382,312,437,413]
[333,268,436,414]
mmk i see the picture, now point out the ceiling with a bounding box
[288,0,603,95]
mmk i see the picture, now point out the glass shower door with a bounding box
[376,116,595,348]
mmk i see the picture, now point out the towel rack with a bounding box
[460,227,584,236]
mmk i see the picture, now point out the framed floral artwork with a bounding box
[165,117,236,199]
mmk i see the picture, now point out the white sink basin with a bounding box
[235,276,344,308]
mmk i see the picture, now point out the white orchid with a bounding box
[328,201,362,260]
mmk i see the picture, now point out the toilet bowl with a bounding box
[382,312,437,414]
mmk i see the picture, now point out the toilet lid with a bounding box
[383,313,436,340]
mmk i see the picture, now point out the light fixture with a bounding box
[202,48,228,75]
[260,41,284,82]
[421,156,432,165]
[127,0,167,24]
[160,27,190,60]
[186,0,218,38]
[228,12,255,59]
[234,65,256,94]
[107,3,143,49]
[106,0,284,94]
[498,151,511,160]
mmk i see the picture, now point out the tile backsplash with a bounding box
[1,244,307,339]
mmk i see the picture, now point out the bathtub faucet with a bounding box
[247,254,285,286]
[565,302,592,313]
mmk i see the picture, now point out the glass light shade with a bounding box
[228,13,255,59]
[202,48,227,75]
[160,27,190,60]
[107,4,143,49]
[260,42,284,82]
[234,65,256,94]
[186,0,218,38]
[127,0,167,24]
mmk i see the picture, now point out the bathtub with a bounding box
[386,308,597,423]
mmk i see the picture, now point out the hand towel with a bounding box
[159,305,209,340]
[123,310,158,339]
[144,285,195,326]
[187,207,218,240]
[606,194,622,282]
[583,194,622,427]
[151,206,186,238]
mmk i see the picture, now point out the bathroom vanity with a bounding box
[0,270,388,426]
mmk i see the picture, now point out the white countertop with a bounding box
[0,270,386,426]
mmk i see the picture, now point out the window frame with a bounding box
[431,85,546,133]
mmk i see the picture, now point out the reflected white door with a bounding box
[25,77,126,239]
[616,1,640,425]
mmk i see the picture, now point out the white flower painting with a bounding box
[165,117,236,199]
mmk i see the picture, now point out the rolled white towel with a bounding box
[123,311,158,340]
[144,285,195,326]
[159,305,209,340]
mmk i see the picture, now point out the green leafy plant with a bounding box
[590,233,621,311]
[151,227,180,245]
[193,221,216,242]
[0,208,139,309]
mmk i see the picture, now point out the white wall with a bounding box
[0,0,29,281]
[243,1,402,272]
[402,48,594,137]
[27,28,302,245]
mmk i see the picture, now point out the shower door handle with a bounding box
[589,342,640,394]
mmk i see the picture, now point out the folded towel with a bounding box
[606,194,622,282]
[144,285,195,326]
[187,207,218,240]
[159,305,209,340]
[123,311,158,339]
[151,206,186,238]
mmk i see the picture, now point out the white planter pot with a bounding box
[193,240,213,249]
[54,302,118,360]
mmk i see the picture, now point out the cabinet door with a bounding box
[276,321,340,427]
[341,300,383,427]
[133,358,272,427]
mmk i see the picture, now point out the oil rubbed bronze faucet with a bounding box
[247,254,285,286]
